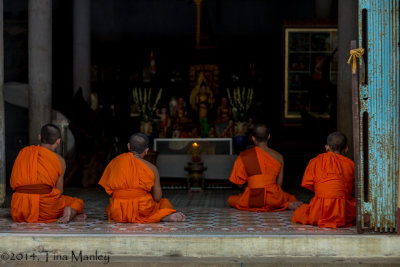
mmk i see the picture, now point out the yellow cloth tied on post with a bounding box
[347,48,365,74]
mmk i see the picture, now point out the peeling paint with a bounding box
[358,0,399,232]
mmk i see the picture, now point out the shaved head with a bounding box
[252,124,269,143]
[40,124,61,145]
[129,133,149,154]
[327,132,348,153]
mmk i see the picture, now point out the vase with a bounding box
[233,121,248,153]
[140,121,153,136]
[233,135,247,152]
[234,121,247,136]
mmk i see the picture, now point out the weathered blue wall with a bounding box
[359,0,399,232]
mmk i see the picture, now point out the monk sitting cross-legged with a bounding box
[99,133,186,223]
[228,124,303,211]
[10,124,85,223]
[291,132,356,228]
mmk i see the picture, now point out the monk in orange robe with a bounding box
[291,132,356,228]
[99,133,186,223]
[228,124,303,211]
[10,124,85,223]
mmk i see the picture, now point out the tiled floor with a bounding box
[0,208,357,235]
[59,186,314,210]
[0,187,357,235]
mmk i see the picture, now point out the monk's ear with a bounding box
[268,134,271,140]
[127,143,131,151]
[325,144,330,152]
[344,146,349,154]
[251,136,256,142]
[55,138,61,146]
[38,134,42,143]
[144,148,149,155]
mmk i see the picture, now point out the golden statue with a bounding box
[190,72,214,122]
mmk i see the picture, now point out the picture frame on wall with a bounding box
[284,27,338,120]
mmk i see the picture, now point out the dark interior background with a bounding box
[4,0,338,189]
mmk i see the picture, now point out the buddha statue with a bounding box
[189,72,214,123]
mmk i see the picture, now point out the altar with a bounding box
[154,138,237,180]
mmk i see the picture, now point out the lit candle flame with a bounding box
[192,142,200,162]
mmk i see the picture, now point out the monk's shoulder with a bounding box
[18,145,36,155]
[265,148,283,164]
[116,152,131,160]
[338,153,353,162]
[20,145,33,152]
[309,153,325,164]
[313,153,325,161]
[336,154,354,167]
[111,152,132,164]
[54,153,66,166]
[142,159,158,173]
[138,158,158,177]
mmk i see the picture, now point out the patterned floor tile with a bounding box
[0,208,358,235]
[0,188,361,235]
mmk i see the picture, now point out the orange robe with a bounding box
[291,152,356,228]
[98,152,176,223]
[228,146,297,211]
[10,145,84,223]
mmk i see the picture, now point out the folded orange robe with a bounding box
[291,152,356,228]
[98,153,176,223]
[228,146,297,211]
[10,145,84,223]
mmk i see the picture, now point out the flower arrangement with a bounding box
[132,87,162,122]
[226,87,253,122]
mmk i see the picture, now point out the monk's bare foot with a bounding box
[57,206,78,223]
[73,214,87,222]
[161,212,186,222]
[57,206,72,224]
[288,201,303,210]
[179,212,186,221]
[295,201,303,208]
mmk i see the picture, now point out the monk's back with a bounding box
[10,145,84,223]
[99,152,176,223]
[99,153,154,192]
[10,145,61,188]
[292,151,356,228]
[310,152,354,193]
[228,146,297,211]
[253,146,282,179]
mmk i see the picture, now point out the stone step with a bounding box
[0,234,399,265]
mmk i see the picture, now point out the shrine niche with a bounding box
[189,72,215,124]
[189,64,219,95]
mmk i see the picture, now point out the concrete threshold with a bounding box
[0,233,399,265]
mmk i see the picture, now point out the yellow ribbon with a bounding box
[347,48,364,74]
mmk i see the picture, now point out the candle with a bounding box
[192,142,200,162]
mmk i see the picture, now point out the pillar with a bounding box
[337,0,358,159]
[193,0,202,48]
[0,0,5,207]
[73,0,91,103]
[28,0,52,145]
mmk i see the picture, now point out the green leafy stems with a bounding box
[132,87,162,122]
[226,87,253,122]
